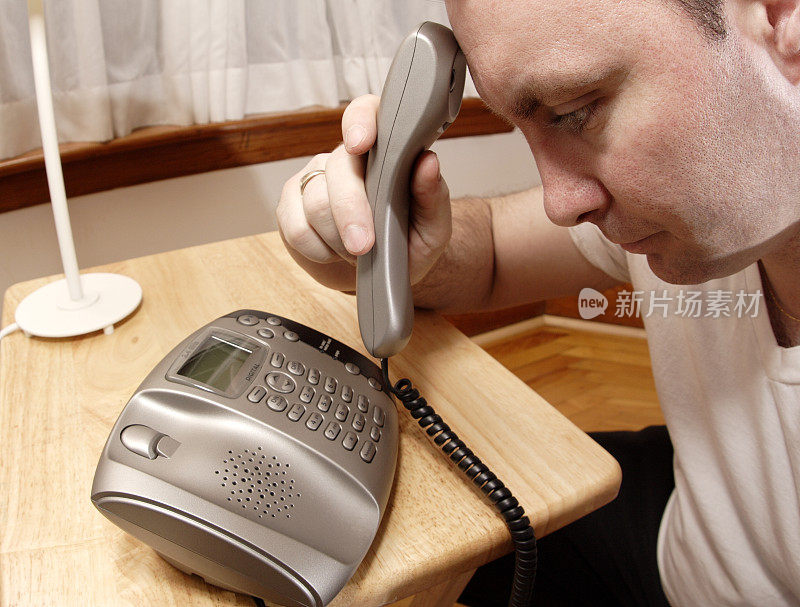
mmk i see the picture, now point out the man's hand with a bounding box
[276,94,453,293]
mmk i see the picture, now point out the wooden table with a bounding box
[0,231,620,606]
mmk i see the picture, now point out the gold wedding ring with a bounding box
[299,169,326,195]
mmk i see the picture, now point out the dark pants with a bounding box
[459,425,675,607]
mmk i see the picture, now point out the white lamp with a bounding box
[14,0,142,338]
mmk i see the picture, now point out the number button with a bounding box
[324,376,338,394]
[357,394,369,413]
[266,395,288,412]
[287,403,305,421]
[342,432,358,451]
[317,394,332,412]
[341,385,353,403]
[299,385,315,403]
[324,422,341,441]
[306,412,323,431]
[308,368,321,385]
[335,403,349,422]
[369,426,381,443]
[353,413,366,432]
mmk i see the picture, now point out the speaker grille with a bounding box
[214,447,301,521]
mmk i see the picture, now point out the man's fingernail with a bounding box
[431,153,442,181]
[344,225,368,253]
[345,125,366,151]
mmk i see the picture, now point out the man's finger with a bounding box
[325,146,374,256]
[342,94,380,155]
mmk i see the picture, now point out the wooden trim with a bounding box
[443,301,546,337]
[470,314,646,351]
[541,315,647,338]
[0,98,512,213]
[443,284,646,337]
[470,316,547,349]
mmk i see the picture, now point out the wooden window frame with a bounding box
[0,98,511,214]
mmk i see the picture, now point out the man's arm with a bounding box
[413,187,622,312]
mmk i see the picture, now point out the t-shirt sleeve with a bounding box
[568,222,631,283]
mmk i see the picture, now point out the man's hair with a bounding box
[674,0,727,40]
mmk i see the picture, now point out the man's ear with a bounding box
[732,0,800,84]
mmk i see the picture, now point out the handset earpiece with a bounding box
[357,21,467,359]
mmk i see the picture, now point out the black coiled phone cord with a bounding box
[380,358,537,607]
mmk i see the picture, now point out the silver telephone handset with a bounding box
[357,21,467,358]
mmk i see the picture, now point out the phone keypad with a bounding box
[245,316,387,464]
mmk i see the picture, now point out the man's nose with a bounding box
[535,149,611,227]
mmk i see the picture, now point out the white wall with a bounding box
[0,129,540,315]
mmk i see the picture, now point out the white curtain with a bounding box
[0,0,477,161]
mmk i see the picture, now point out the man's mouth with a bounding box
[617,233,659,254]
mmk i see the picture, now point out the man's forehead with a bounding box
[446,0,644,107]
[446,0,622,55]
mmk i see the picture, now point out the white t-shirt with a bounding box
[569,222,800,607]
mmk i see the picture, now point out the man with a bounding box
[276,0,800,605]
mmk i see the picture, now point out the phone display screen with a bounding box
[176,335,253,392]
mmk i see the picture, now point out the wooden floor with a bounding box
[391,322,663,607]
[480,323,663,432]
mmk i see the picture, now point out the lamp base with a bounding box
[15,273,142,338]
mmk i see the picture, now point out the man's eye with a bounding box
[549,100,600,133]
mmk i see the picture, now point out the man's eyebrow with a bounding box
[506,68,625,122]
[509,92,543,122]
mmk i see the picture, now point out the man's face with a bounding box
[446,0,800,284]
